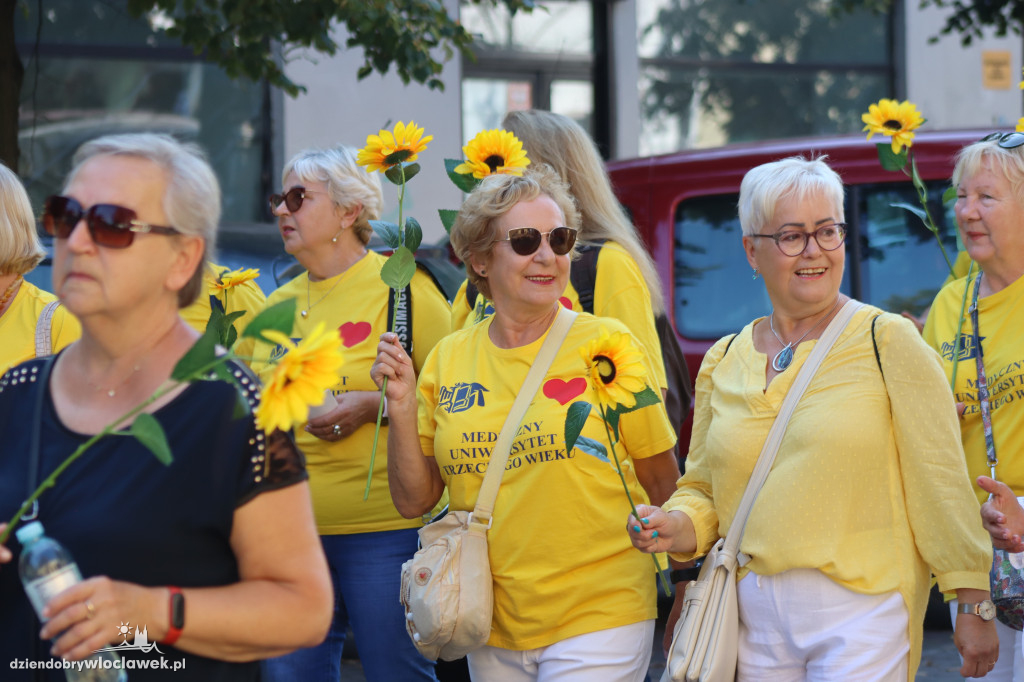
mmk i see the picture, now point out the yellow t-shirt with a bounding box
[180,263,267,364]
[417,313,677,650]
[0,280,80,375]
[253,251,451,534]
[923,272,1024,502]
[942,250,974,287]
[665,305,989,681]
[451,241,668,390]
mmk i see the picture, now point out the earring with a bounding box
[752,269,759,280]
[479,269,487,277]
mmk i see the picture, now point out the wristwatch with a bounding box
[163,586,186,645]
[957,600,997,621]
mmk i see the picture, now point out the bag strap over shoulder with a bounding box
[34,301,61,358]
[471,306,577,526]
[724,300,862,558]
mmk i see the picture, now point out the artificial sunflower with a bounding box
[356,121,433,173]
[861,98,924,154]
[256,322,344,433]
[578,327,647,409]
[1016,118,1024,134]
[453,129,531,179]
[212,267,259,292]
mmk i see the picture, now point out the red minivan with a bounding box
[606,129,990,446]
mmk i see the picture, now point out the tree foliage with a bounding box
[919,0,1024,44]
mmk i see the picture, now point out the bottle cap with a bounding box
[14,521,44,545]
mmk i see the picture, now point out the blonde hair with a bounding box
[0,162,45,276]
[503,110,664,313]
[451,165,580,300]
[953,138,1024,204]
[738,155,845,236]
[282,145,383,246]
[70,133,219,307]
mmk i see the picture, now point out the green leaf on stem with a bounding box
[564,401,592,454]
[942,185,958,205]
[876,143,908,171]
[438,209,459,234]
[404,217,423,252]
[889,201,931,229]
[603,387,662,441]
[241,298,297,341]
[573,435,610,463]
[402,163,421,182]
[171,325,219,380]
[370,220,402,248]
[131,413,173,465]
[380,246,417,289]
[445,158,480,193]
[384,164,406,186]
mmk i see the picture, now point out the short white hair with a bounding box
[0,162,44,276]
[282,146,383,246]
[738,156,845,236]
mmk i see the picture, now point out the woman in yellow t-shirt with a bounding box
[259,146,448,682]
[0,162,80,375]
[373,166,679,681]
[628,155,996,680]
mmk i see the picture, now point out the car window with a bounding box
[673,183,957,340]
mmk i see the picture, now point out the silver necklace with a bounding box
[768,297,841,372]
[301,274,344,318]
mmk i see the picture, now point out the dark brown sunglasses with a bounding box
[269,187,321,214]
[43,195,180,249]
[500,227,578,256]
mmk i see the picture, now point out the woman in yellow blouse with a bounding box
[0,162,80,373]
[627,156,997,680]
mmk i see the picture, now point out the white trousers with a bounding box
[950,600,1024,681]
[466,620,655,682]
[737,568,909,681]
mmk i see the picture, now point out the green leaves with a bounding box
[563,401,592,454]
[241,298,297,342]
[381,246,417,290]
[171,325,219,381]
[438,209,459,234]
[445,159,480,193]
[131,413,173,466]
[876,142,908,171]
[371,220,402,248]
[573,435,610,463]
[385,162,420,186]
[404,217,423,252]
[603,387,662,442]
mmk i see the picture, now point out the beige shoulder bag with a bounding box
[401,306,577,661]
[663,300,862,682]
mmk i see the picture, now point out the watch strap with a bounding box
[163,586,185,645]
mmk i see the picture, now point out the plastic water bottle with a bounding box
[17,521,126,682]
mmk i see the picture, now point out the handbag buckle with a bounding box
[467,512,493,529]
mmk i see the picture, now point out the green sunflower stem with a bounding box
[599,405,671,597]
[906,153,955,276]
[949,260,975,395]
[366,163,409,500]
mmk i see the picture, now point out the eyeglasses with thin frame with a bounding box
[269,187,320,214]
[43,195,181,249]
[981,131,1024,149]
[498,226,578,256]
[749,223,847,257]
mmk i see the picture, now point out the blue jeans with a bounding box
[263,527,437,682]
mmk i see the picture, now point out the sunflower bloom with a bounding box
[356,121,433,173]
[453,129,531,179]
[212,268,259,292]
[579,327,648,409]
[861,99,924,154]
[1016,118,1024,134]
[256,323,344,433]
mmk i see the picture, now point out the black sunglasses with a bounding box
[500,227,578,256]
[269,187,320,214]
[981,131,1024,149]
[43,195,180,249]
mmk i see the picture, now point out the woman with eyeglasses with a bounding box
[257,145,449,682]
[627,155,997,680]
[0,162,80,374]
[0,133,331,681]
[372,165,679,681]
[923,133,1024,682]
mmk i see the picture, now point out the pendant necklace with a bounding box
[768,296,842,372]
[87,363,142,398]
[301,274,344,318]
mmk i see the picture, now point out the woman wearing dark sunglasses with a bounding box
[628,155,996,680]
[923,134,1024,682]
[372,166,680,681]
[0,162,80,374]
[0,133,331,681]
[258,145,449,682]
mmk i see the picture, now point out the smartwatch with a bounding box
[163,586,185,645]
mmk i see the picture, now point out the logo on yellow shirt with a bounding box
[940,335,984,363]
[438,382,488,413]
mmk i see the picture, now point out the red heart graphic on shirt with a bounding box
[339,321,372,348]
[543,377,587,405]
[558,296,573,310]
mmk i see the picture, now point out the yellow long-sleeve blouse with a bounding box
[664,304,990,680]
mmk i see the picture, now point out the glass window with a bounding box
[637,0,891,152]
[461,0,592,54]
[550,80,593,132]
[462,79,533,135]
